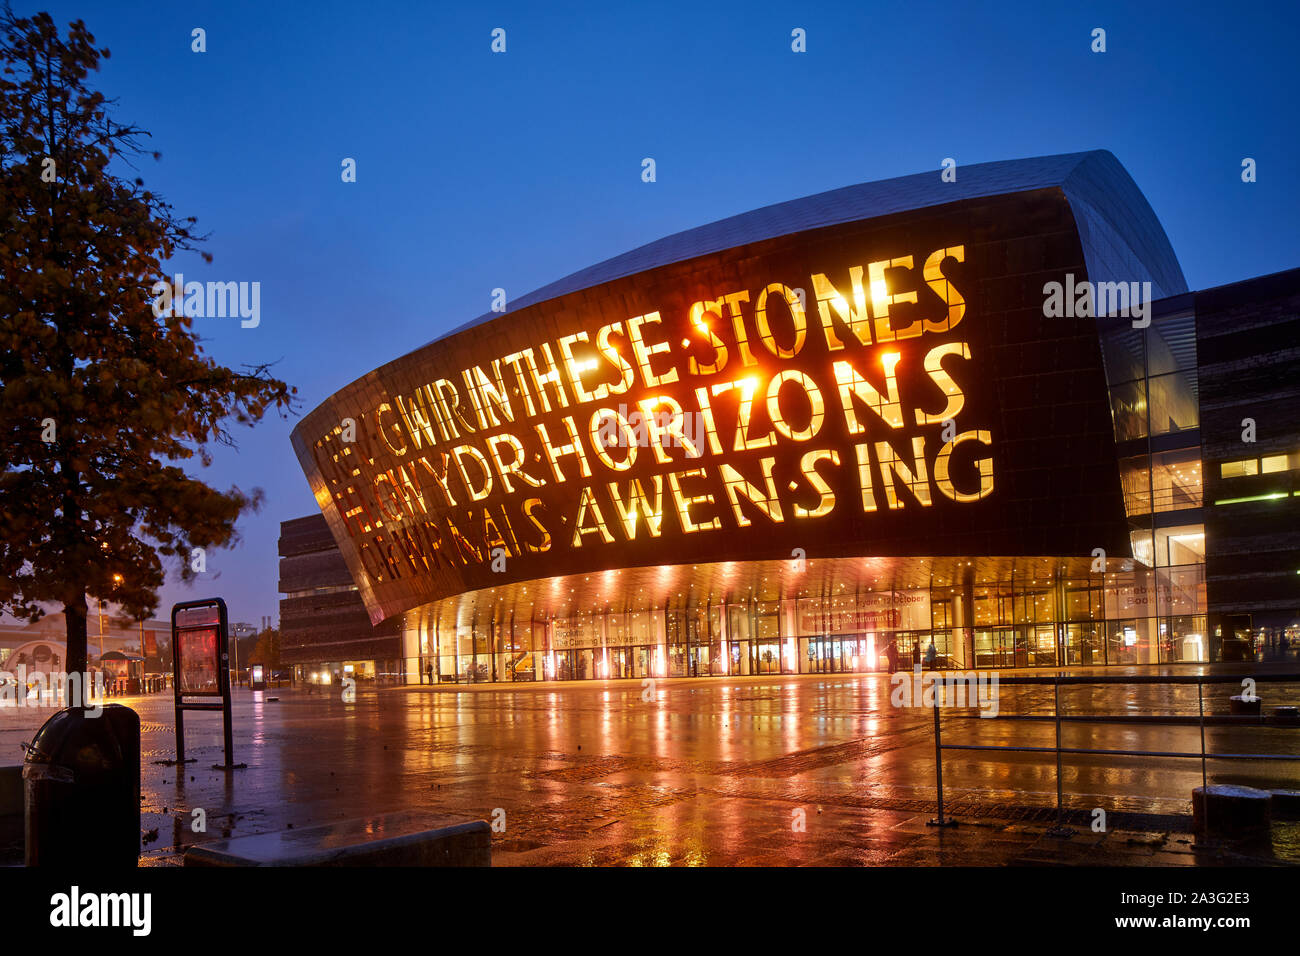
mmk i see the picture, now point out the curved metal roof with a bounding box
[430,149,1186,346]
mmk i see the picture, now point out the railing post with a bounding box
[1048,674,1072,837]
[928,680,957,827]
[1197,676,1207,791]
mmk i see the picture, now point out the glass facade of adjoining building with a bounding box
[397,557,1206,683]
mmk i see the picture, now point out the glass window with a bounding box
[1261,455,1288,474]
[1118,455,1152,517]
[1220,459,1259,478]
[1151,448,1202,511]
[1147,371,1199,436]
[1108,380,1147,441]
[1156,524,1205,567]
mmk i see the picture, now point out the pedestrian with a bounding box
[911,641,921,668]
[885,639,898,674]
[426,662,433,684]
[925,639,937,670]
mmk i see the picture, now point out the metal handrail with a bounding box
[928,671,1300,831]
[984,672,1300,685]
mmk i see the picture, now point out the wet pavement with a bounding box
[2,666,1299,866]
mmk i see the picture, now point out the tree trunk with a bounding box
[63,592,88,700]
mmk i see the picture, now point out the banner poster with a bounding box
[798,590,931,635]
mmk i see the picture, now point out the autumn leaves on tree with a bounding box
[0,7,295,681]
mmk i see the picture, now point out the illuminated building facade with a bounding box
[286,152,1294,682]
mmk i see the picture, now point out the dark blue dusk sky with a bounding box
[33,0,1300,627]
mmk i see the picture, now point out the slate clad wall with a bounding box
[1197,268,1300,625]
[278,513,402,665]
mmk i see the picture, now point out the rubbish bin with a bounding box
[23,703,140,867]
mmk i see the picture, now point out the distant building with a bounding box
[0,609,171,673]
[278,514,402,682]
[1196,269,1300,658]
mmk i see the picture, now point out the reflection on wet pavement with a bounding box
[2,668,1297,866]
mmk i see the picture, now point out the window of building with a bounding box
[1220,459,1259,478]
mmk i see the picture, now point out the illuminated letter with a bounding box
[834,354,904,433]
[934,429,994,503]
[713,377,775,452]
[374,472,404,521]
[754,283,807,358]
[636,395,703,463]
[922,246,965,333]
[607,476,666,539]
[627,311,679,388]
[375,402,408,456]
[589,408,639,472]
[531,342,570,411]
[792,449,841,518]
[397,386,447,447]
[536,416,591,482]
[875,436,932,509]
[720,291,756,367]
[668,467,721,533]
[854,442,878,513]
[868,257,919,342]
[415,453,457,508]
[766,370,824,442]
[451,444,494,501]
[486,433,545,494]
[458,368,490,430]
[914,341,971,425]
[718,458,784,527]
[572,486,615,546]
[434,378,478,436]
[596,321,636,396]
[471,360,515,426]
[503,345,571,415]
[393,463,430,516]
[687,299,729,375]
[812,267,872,350]
[559,331,605,403]
[692,386,725,456]
[523,497,551,552]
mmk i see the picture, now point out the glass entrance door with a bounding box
[974,629,1019,667]
[1029,625,1057,666]
[754,641,781,674]
[1063,624,1101,665]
